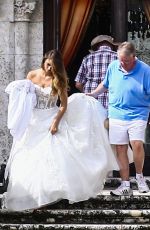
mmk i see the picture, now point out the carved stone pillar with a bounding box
[14,0,37,79]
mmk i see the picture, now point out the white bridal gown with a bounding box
[4,80,119,211]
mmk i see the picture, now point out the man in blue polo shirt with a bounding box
[87,41,150,196]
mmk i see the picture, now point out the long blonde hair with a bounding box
[41,50,69,95]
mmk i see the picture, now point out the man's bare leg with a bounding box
[130,140,149,193]
[130,140,144,174]
[116,144,129,181]
[110,144,133,196]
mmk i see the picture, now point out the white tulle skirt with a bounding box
[5,93,119,211]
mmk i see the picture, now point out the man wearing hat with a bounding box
[75,35,118,109]
[87,41,150,196]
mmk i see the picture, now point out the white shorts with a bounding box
[109,119,147,144]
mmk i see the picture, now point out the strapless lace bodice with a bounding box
[35,86,58,109]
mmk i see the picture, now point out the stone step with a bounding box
[104,177,150,189]
[1,178,150,210]
[1,177,150,194]
[43,192,150,210]
[0,224,150,230]
[1,190,150,210]
[0,209,150,224]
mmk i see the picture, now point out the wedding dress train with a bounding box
[4,80,119,211]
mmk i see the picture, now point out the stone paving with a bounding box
[0,178,150,229]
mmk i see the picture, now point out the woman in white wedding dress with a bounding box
[4,50,119,211]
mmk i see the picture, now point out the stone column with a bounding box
[111,0,127,42]
[14,0,37,79]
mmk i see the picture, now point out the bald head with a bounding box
[117,42,136,57]
[117,42,136,72]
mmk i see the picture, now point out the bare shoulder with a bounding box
[26,69,41,80]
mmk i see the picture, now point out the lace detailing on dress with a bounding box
[35,86,58,109]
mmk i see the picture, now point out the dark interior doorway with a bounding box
[67,0,111,95]
[43,0,150,177]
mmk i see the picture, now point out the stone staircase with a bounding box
[0,178,150,229]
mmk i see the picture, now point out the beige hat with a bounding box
[91,35,119,50]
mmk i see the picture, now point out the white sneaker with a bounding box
[135,176,149,193]
[110,184,133,196]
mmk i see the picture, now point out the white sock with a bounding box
[122,180,130,187]
[136,173,143,179]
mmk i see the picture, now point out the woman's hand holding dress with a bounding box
[49,118,59,134]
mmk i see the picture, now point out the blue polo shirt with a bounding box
[103,59,150,121]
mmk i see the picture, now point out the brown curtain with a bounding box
[142,0,150,24]
[60,0,95,67]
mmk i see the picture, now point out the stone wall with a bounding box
[128,32,150,66]
[0,0,43,164]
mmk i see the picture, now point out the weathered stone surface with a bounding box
[0,22,14,55]
[15,55,30,79]
[30,0,43,22]
[15,22,29,54]
[0,0,43,162]
[128,32,150,65]
[0,223,150,230]
[0,208,150,224]
[14,0,37,22]
[0,55,14,163]
[28,55,43,71]
[0,55,15,85]
[0,180,150,229]
[0,224,122,230]
[1,189,150,209]
[0,0,14,22]
[136,50,150,65]
[41,194,150,210]
[29,22,43,55]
